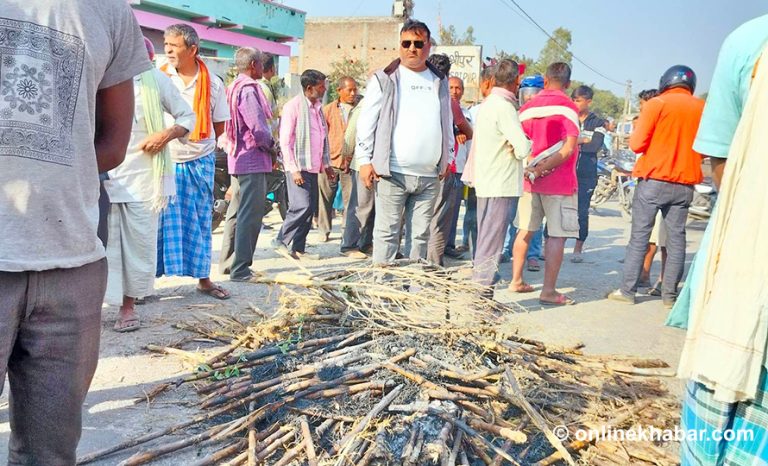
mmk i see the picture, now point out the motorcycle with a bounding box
[212,149,289,231]
[689,180,716,220]
[591,150,636,220]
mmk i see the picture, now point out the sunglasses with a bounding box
[401,40,425,50]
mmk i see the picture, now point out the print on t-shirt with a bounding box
[0,17,84,166]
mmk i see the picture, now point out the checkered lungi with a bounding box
[681,367,768,465]
[156,153,215,279]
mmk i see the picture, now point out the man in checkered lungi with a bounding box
[671,14,768,465]
[156,24,232,299]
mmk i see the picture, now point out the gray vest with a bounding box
[371,59,454,177]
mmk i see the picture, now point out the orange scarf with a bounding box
[161,57,211,141]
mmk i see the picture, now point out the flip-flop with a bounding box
[527,259,541,272]
[508,282,535,293]
[196,284,231,300]
[539,294,576,306]
[114,316,140,333]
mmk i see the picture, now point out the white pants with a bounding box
[105,202,158,303]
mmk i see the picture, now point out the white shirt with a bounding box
[455,106,472,173]
[391,66,442,176]
[104,69,195,203]
[164,64,229,163]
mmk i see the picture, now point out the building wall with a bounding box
[291,17,402,77]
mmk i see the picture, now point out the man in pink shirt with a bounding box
[511,62,580,306]
[276,69,335,259]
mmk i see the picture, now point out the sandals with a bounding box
[196,284,231,300]
[508,282,535,293]
[539,294,576,306]
[527,259,541,272]
[114,315,140,333]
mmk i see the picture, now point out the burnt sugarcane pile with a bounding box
[78,262,681,466]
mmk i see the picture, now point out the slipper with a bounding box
[114,316,140,333]
[570,253,584,263]
[196,284,231,300]
[526,259,541,272]
[508,282,535,293]
[539,294,576,306]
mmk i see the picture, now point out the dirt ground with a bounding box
[0,200,704,464]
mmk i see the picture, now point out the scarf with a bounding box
[461,88,519,186]
[294,96,331,171]
[138,69,175,212]
[223,73,273,157]
[161,57,211,141]
[676,44,768,403]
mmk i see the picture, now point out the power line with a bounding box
[497,0,626,86]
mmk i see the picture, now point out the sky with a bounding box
[279,0,767,96]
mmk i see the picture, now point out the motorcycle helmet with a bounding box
[659,65,696,93]
[519,74,544,103]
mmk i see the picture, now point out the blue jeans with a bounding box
[502,199,542,260]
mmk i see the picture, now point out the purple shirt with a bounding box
[227,74,273,175]
[280,95,326,174]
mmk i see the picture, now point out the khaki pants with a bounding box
[0,259,107,465]
[515,191,579,238]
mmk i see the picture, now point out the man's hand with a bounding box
[439,166,452,181]
[139,131,169,155]
[456,133,468,145]
[340,157,351,174]
[291,171,304,186]
[324,166,337,182]
[359,163,379,190]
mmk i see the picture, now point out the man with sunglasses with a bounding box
[356,19,455,264]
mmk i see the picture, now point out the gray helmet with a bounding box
[659,65,696,93]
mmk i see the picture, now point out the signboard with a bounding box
[432,45,483,103]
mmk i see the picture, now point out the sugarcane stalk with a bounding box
[187,439,246,466]
[502,367,576,466]
[332,384,404,462]
[300,416,318,466]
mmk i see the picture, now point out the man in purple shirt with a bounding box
[219,47,274,281]
[275,69,335,259]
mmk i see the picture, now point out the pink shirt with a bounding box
[519,89,580,196]
[279,95,326,173]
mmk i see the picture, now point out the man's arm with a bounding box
[95,79,135,172]
[140,72,195,154]
[451,99,473,140]
[499,106,531,161]
[710,157,726,190]
[629,101,660,154]
[238,87,273,148]
[356,76,384,188]
[279,99,300,172]
[528,135,578,177]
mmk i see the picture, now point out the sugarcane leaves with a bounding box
[277,319,305,354]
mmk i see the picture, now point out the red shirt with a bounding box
[519,89,580,195]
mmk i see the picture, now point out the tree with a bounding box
[326,57,369,102]
[570,80,624,120]
[494,50,535,70]
[536,27,573,70]
[438,24,476,46]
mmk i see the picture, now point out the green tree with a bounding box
[535,27,573,71]
[570,80,624,120]
[326,57,369,102]
[495,50,535,70]
[438,24,476,46]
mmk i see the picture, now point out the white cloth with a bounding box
[104,69,195,203]
[0,0,151,272]
[455,106,472,173]
[390,66,442,177]
[105,202,158,303]
[676,45,768,403]
[164,65,230,163]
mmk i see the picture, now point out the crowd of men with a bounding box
[2,0,767,463]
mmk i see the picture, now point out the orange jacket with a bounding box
[630,88,705,185]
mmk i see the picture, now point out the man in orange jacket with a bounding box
[608,65,705,308]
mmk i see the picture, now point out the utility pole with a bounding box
[622,79,632,119]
